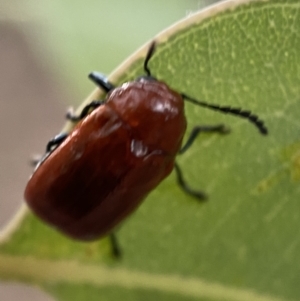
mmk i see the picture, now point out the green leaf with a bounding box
[1,0,300,300]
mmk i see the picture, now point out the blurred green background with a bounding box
[0,1,219,300]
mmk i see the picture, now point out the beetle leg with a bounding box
[66,100,105,122]
[109,232,121,258]
[89,71,115,92]
[179,124,230,154]
[46,132,68,153]
[32,133,68,169]
[174,162,207,200]
[175,124,230,200]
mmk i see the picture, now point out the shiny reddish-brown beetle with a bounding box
[24,42,267,256]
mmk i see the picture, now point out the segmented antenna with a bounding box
[144,41,156,76]
[143,41,268,135]
[182,93,268,135]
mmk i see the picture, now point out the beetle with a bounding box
[24,42,268,256]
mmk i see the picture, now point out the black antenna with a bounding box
[182,93,268,135]
[143,41,268,135]
[144,41,156,76]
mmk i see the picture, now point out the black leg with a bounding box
[89,72,115,92]
[175,124,229,200]
[66,100,105,122]
[32,71,113,168]
[32,133,68,169]
[174,162,207,200]
[179,124,229,154]
[109,232,121,258]
[46,132,68,153]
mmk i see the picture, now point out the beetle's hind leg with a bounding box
[109,232,121,258]
[31,132,69,168]
[176,124,230,200]
[45,132,68,153]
